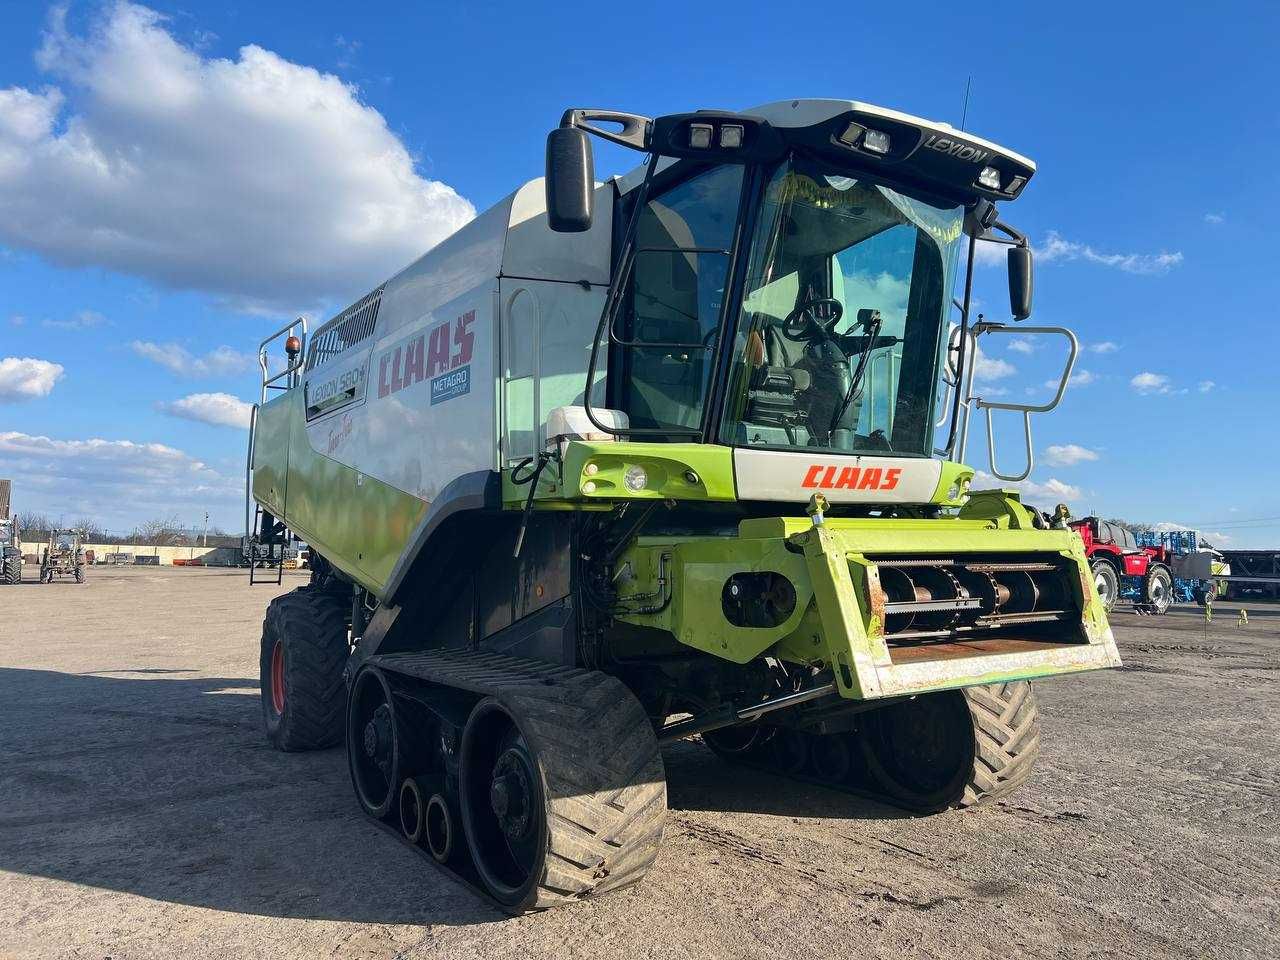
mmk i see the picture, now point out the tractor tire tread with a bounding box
[260,586,349,751]
[958,681,1041,808]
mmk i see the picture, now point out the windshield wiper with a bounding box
[828,312,883,436]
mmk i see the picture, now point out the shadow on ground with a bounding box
[0,666,906,926]
[0,667,498,926]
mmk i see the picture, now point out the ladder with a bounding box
[245,317,307,587]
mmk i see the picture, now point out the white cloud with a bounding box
[975,232,1181,275]
[1203,212,1225,224]
[0,357,65,400]
[1131,371,1172,395]
[131,341,255,378]
[1006,337,1036,355]
[158,392,253,428]
[1197,380,1215,393]
[840,271,911,318]
[1037,231,1182,275]
[0,429,239,529]
[973,470,1082,504]
[42,309,107,331]
[0,3,475,310]
[1042,368,1095,391]
[973,346,1016,382]
[8,315,25,327]
[972,238,1007,267]
[1088,341,1120,354]
[1043,443,1099,467]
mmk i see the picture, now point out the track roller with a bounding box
[424,793,457,864]
[399,776,427,845]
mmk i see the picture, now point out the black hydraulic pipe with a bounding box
[657,682,838,744]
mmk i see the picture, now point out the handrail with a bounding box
[257,316,308,404]
[966,323,1078,482]
[244,403,259,539]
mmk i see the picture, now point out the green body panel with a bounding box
[615,501,1119,701]
[542,441,737,505]
[253,391,427,597]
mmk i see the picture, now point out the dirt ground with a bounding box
[1,566,1277,960]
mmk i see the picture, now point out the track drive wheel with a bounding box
[1143,564,1173,615]
[858,682,1041,813]
[347,666,401,818]
[1090,559,1119,612]
[259,586,349,751]
[459,674,666,912]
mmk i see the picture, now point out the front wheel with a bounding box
[1144,564,1173,615]
[1,558,19,585]
[1090,559,1120,612]
[74,565,85,584]
[259,586,350,751]
[858,682,1041,812]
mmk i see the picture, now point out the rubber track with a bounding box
[261,587,349,750]
[959,681,1041,807]
[371,650,667,909]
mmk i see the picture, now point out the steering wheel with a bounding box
[782,298,844,341]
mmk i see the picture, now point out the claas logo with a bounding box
[378,311,475,399]
[801,464,902,491]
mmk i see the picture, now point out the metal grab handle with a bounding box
[257,316,308,404]
[968,323,1078,482]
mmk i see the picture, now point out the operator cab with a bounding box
[547,100,1037,478]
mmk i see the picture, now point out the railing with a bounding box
[946,321,1077,483]
[257,317,308,404]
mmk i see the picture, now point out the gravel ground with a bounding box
[2,566,1277,960]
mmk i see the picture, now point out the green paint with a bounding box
[252,390,427,598]
[558,441,737,503]
[931,460,976,506]
[617,509,1120,701]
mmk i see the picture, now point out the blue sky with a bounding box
[0,1,1276,546]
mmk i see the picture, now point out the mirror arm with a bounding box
[560,109,653,152]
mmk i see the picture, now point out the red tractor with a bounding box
[1069,517,1174,614]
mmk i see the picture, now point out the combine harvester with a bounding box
[245,100,1119,910]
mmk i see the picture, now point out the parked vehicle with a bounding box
[40,529,86,584]
[1070,517,1174,614]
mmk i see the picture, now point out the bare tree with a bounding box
[74,517,107,542]
[13,511,52,540]
[130,515,188,546]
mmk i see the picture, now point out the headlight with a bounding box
[623,465,648,492]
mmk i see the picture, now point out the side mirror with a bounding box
[545,127,594,233]
[1008,245,1033,320]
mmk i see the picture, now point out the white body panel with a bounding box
[734,449,943,504]
[301,178,614,501]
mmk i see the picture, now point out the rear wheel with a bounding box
[858,681,1040,812]
[1090,559,1120,612]
[74,564,85,584]
[259,586,349,751]
[1144,564,1173,614]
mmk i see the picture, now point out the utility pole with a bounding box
[203,511,209,547]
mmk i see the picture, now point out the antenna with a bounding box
[960,76,973,130]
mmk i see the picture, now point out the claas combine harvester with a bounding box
[246,99,1119,911]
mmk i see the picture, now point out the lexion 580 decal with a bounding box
[377,310,476,404]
